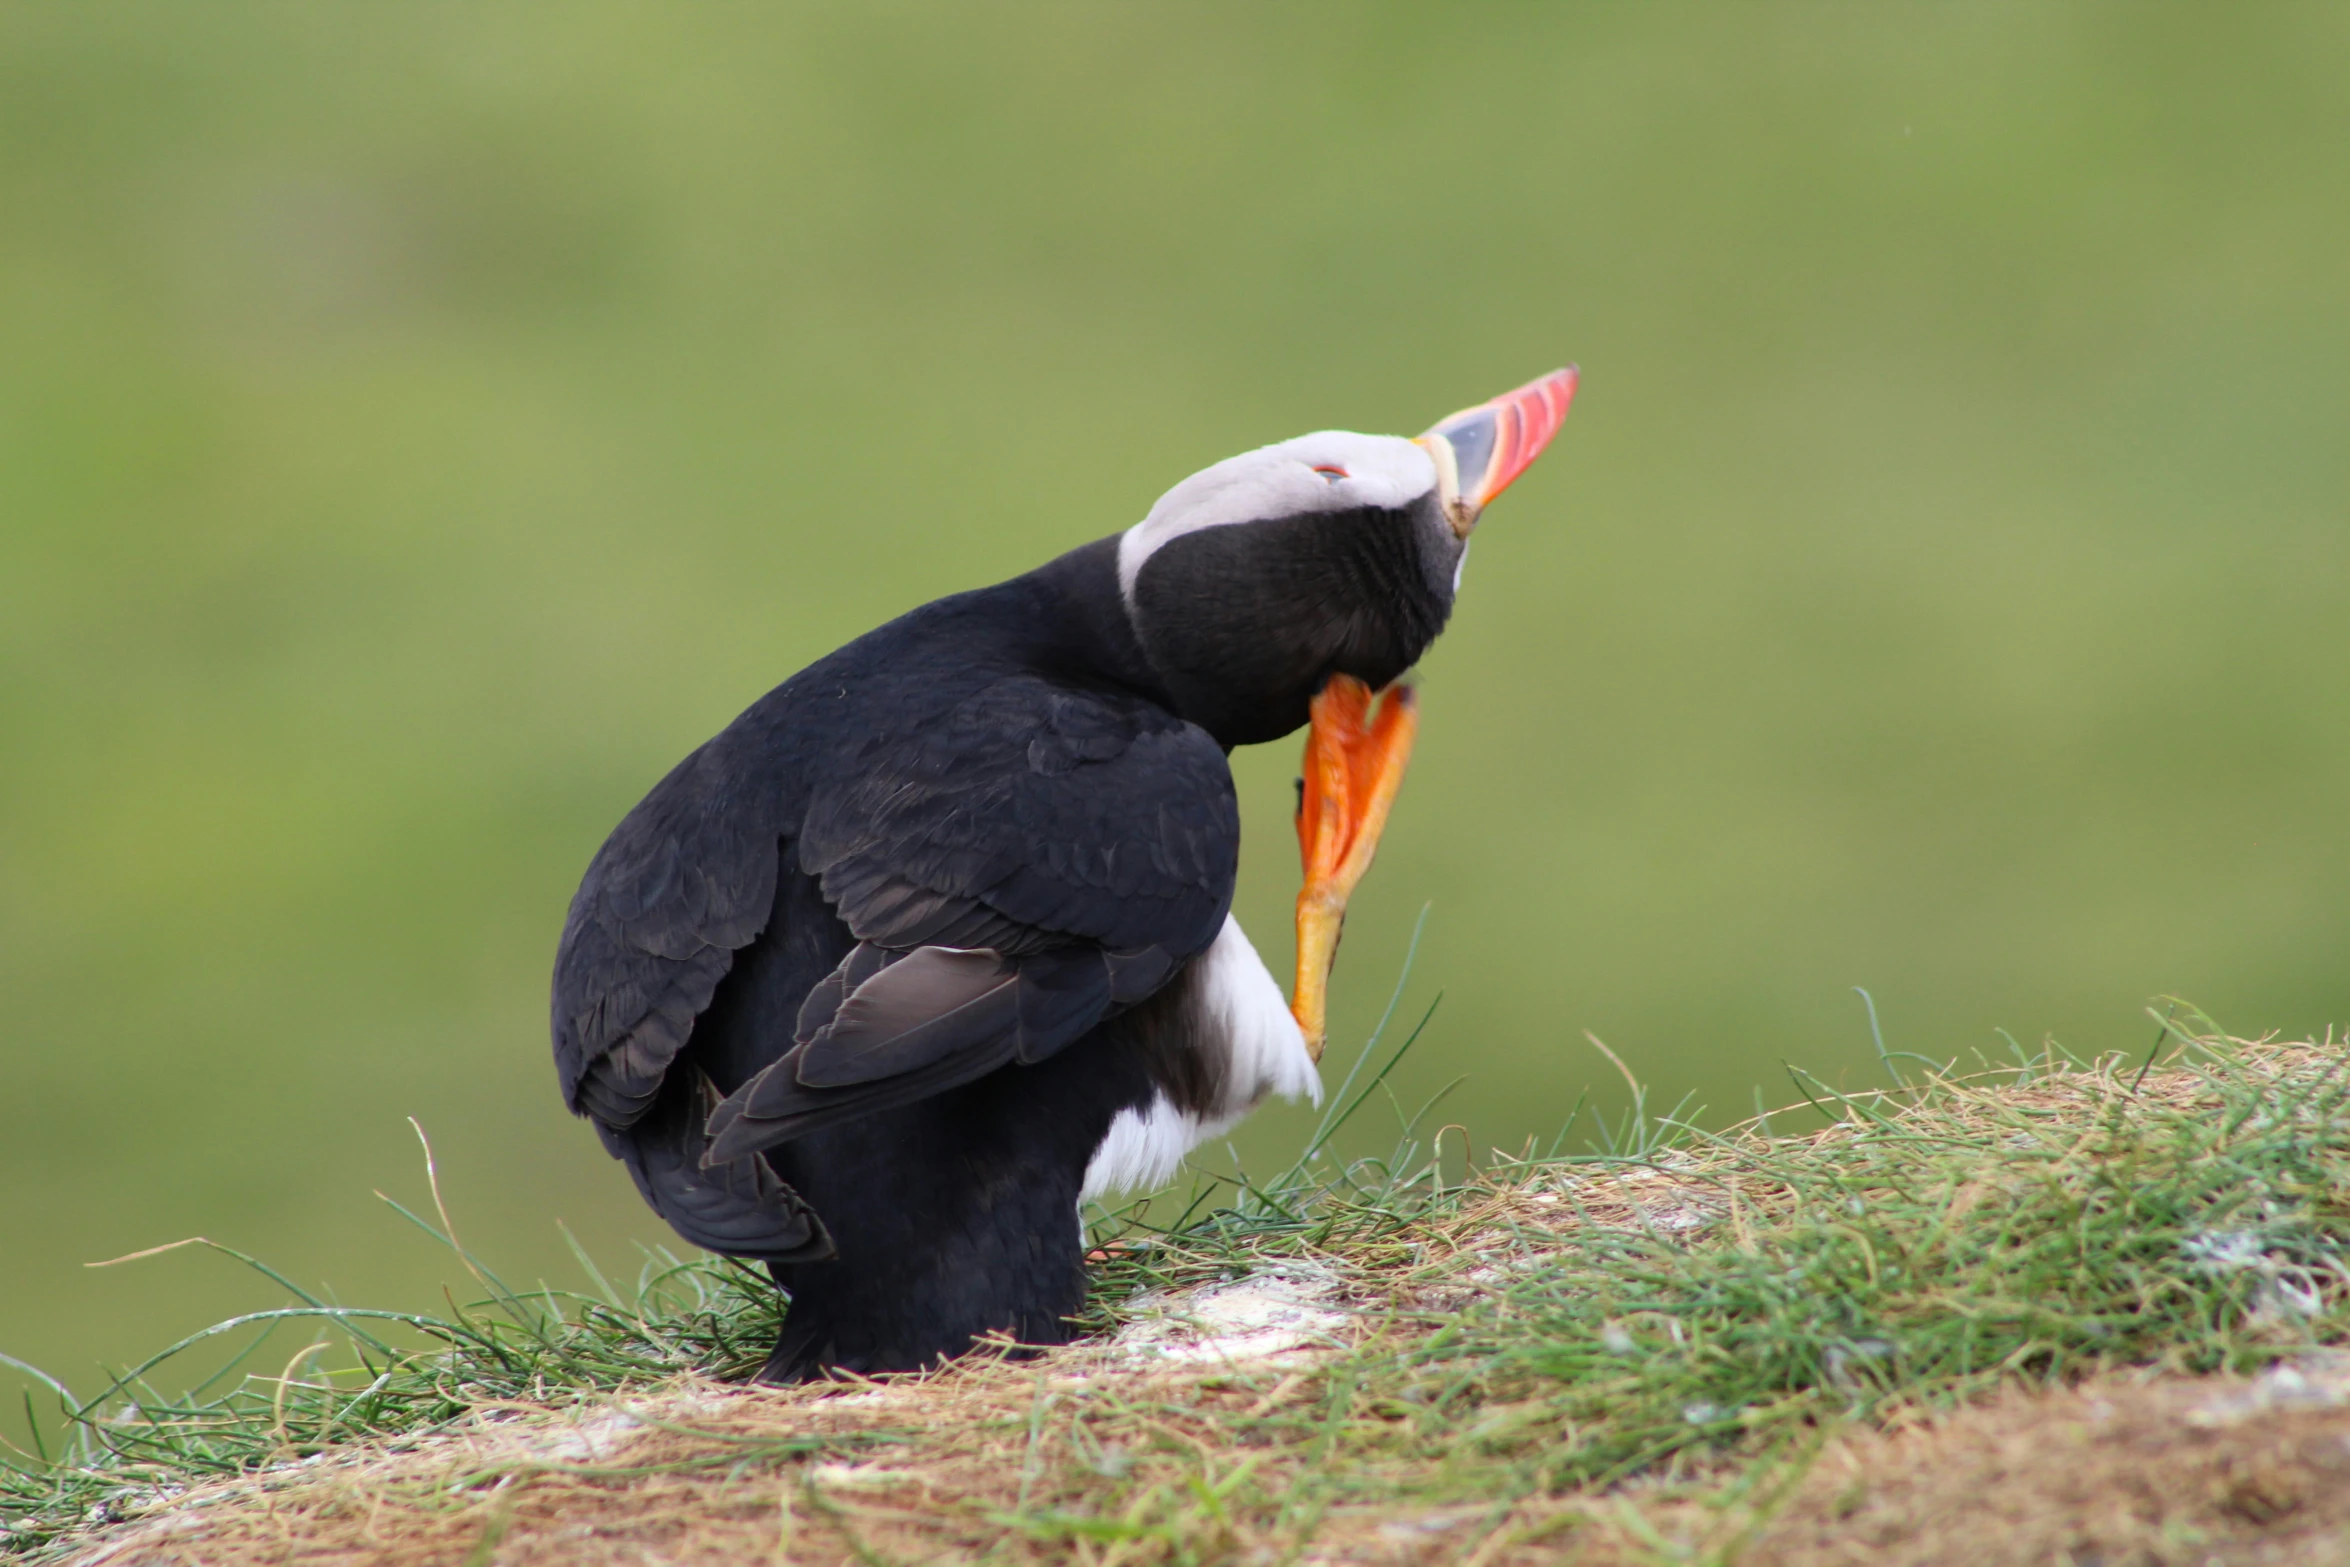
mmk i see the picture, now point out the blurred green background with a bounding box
[4,4,2346,1432]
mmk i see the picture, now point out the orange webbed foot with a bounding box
[1290,675,1418,1061]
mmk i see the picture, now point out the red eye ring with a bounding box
[1310,464,1349,480]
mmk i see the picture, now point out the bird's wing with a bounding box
[553,673,1236,1182]
[701,675,1237,1160]
[551,737,786,1129]
[550,730,846,1262]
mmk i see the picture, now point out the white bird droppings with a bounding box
[1109,1266,1348,1365]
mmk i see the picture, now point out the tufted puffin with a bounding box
[551,369,1577,1382]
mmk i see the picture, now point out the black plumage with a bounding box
[555,540,1296,1378]
[548,380,1568,1380]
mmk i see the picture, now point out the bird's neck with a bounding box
[1016,537,1182,713]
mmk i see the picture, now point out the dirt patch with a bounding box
[1574,1356,2350,1567]
[53,1358,2350,1567]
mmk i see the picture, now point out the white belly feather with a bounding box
[1080,915,1321,1201]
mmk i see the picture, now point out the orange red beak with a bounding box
[1290,676,1418,1061]
[1415,366,1578,538]
[1289,369,1578,1059]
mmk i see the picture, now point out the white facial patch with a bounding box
[1117,432,1437,605]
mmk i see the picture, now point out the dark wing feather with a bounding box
[552,738,783,1126]
[699,676,1236,1162]
[604,1069,834,1263]
[555,665,1237,1232]
[795,946,1019,1088]
[551,728,823,1259]
[799,680,1233,954]
[701,942,1149,1160]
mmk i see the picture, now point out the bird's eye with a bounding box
[1311,464,1349,483]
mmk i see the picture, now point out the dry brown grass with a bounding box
[35,1038,2350,1566]
[1622,1362,2350,1567]
[55,1358,2350,1566]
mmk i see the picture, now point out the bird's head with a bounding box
[1117,369,1577,746]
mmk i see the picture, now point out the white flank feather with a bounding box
[1081,916,1320,1201]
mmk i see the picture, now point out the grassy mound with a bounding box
[7,1026,2348,1565]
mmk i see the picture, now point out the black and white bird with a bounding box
[551,369,1576,1382]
